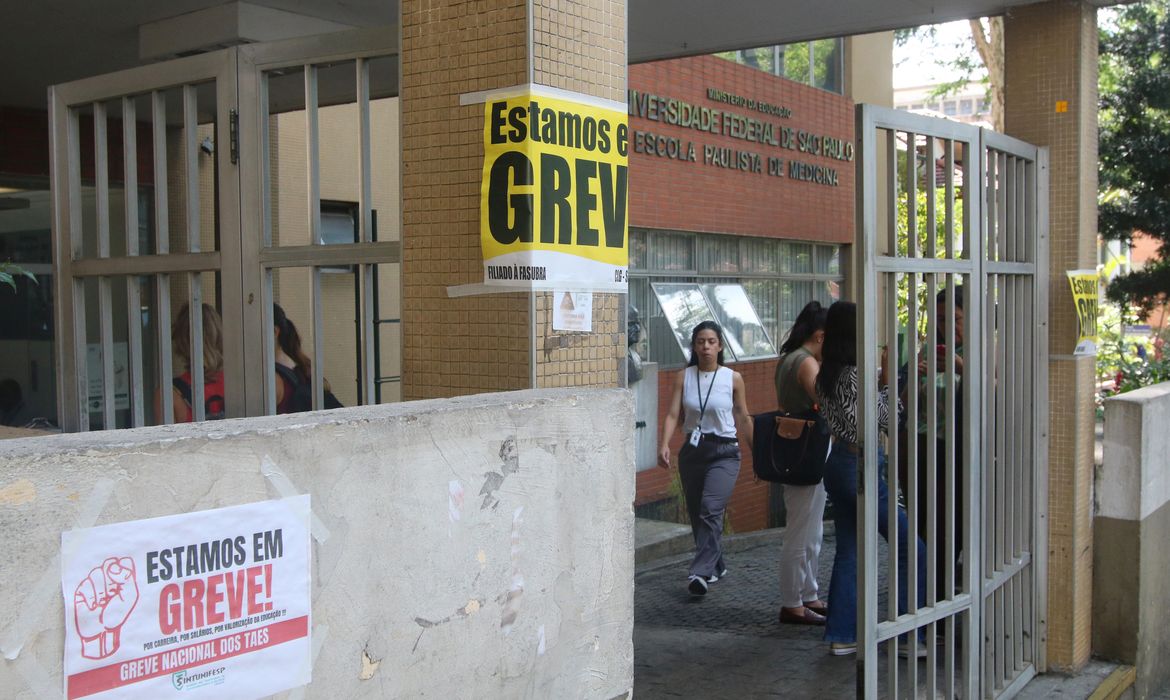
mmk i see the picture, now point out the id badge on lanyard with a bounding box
[690,367,717,447]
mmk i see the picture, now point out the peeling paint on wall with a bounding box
[0,478,35,505]
[448,480,464,522]
[500,506,525,634]
[359,647,381,680]
[479,436,519,510]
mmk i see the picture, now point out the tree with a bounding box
[1099,1,1170,317]
[894,18,1004,131]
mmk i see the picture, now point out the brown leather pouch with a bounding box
[775,415,815,440]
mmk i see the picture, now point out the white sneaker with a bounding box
[706,568,728,584]
[687,575,708,596]
[898,641,929,659]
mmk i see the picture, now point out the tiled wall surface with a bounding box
[401,0,532,399]
[1005,0,1099,671]
[530,1,627,390]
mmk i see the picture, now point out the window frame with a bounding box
[629,229,844,369]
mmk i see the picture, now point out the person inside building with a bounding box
[773,301,830,625]
[816,301,926,656]
[159,303,226,423]
[273,303,342,413]
[903,285,965,595]
[0,378,31,427]
[658,320,754,597]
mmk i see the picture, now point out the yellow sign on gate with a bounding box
[479,89,629,290]
[1067,269,1099,356]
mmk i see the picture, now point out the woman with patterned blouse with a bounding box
[814,301,926,657]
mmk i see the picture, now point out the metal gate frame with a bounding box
[50,50,244,431]
[50,26,401,430]
[854,104,1048,699]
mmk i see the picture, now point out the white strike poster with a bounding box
[60,496,312,699]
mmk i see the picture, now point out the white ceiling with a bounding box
[0,0,1120,110]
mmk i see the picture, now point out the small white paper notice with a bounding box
[552,291,592,332]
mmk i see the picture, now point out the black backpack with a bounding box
[172,377,226,420]
[275,364,344,413]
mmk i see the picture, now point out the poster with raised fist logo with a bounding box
[60,496,311,699]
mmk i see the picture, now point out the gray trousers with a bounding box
[678,439,741,578]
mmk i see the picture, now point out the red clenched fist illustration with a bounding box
[73,557,139,659]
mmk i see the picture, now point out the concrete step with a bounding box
[634,518,692,565]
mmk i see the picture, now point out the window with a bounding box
[943,101,958,116]
[959,99,974,115]
[650,283,776,364]
[630,230,843,367]
[716,38,845,95]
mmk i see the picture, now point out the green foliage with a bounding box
[1095,301,1170,413]
[893,23,988,101]
[1099,1,1170,316]
[0,262,36,291]
[894,155,964,338]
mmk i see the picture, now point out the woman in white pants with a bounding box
[773,301,830,625]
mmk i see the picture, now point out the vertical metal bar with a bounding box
[907,131,918,258]
[152,91,173,424]
[50,90,87,431]
[903,270,921,604]
[238,51,271,416]
[188,275,205,422]
[95,102,117,430]
[184,85,201,255]
[855,104,880,700]
[986,149,998,263]
[886,130,898,257]
[357,58,375,405]
[1014,272,1027,674]
[311,268,324,409]
[962,132,984,700]
[306,63,324,409]
[942,276,956,598]
[1006,156,1018,264]
[306,64,321,246]
[123,97,145,428]
[884,270,900,698]
[997,152,1008,264]
[214,48,244,420]
[153,92,170,257]
[184,85,205,421]
[926,136,937,259]
[263,270,277,415]
[945,140,955,259]
[1033,149,1050,673]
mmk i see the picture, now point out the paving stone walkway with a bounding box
[632,525,1140,699]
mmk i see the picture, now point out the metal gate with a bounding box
[854,104,1048,698]
[50,27,401,430]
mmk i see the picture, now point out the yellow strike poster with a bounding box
[1067,269,1099,356]
[480,89,629,290]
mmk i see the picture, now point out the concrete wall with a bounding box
[1094,381,1170,698]
[0,389,635,699]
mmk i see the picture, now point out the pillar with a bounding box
[401,0,627,400]
[1004,0,1098,672]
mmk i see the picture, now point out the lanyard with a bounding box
[694,366,718,427]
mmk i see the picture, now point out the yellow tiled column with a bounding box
[1004,0,1098,672]
[401,0,627,398]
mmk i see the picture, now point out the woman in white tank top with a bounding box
[658,321,754,596]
